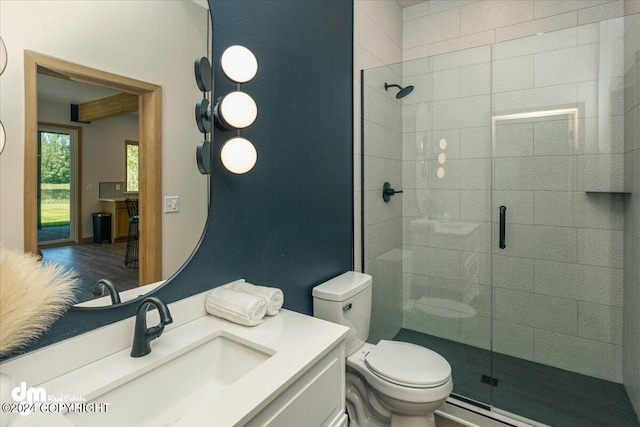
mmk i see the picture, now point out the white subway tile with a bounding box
[578,115,625,155]
[494,83,578,114]
[365,217,402,262]
[356,1,402,49]
[460,251,491,285]
[403,44,431,62]
[401,72,434,105]
[494,156,577,191]
[355,7,402,65]
[577,153,625,192]
[365,189,401,226]
[534,329,622,382]
[534,225,578,263]
[493,191,534,224]
[429,158,492,190]
[402,1,430,22]
[533,191,573,227]
[494,288,578,334]
[494,320,534,360]
[535,259,624,306]
[460,62,491,97]
[429,221,491,253]
[430,45,492,72]
[534,44,599,87]
[534,117,575,155]
[578,302,623,344]
[459,126,492,158]
[433,68,461,100]
[403,215,429,247]
[428,29,495,56]
[432,95,491,130]
[404,8,461,49]
[494,27,577,60]
[364,155,402,192]
[496,11,577,43]
[405,245,461,280]
[494,122,534,157]
[364,120,402,160]
[493,255,535,291]
[493,224,535,258]
[429,0,477,15]
[460,0,534,36]
[493,55,535,93]
[460,190,491,221]
[534,0,613,19]
[577,228,624,268]
[578,0,624,25]
[460,316,492,350]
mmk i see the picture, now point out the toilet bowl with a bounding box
[313,272,453,427]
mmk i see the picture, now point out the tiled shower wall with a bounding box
[400,0,629,383]
[354,1,404,342]
[624,0,640,415]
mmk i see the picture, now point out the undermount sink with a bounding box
[64,332,272,427]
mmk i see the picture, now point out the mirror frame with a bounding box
[24,50,163,289]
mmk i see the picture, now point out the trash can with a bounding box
[92,213,112,244]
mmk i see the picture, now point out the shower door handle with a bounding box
[499,205,506,249]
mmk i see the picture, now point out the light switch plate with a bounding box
[164,196,179,213]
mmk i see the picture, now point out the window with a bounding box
[125,140,139,192]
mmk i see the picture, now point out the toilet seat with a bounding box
[364,340,451,388]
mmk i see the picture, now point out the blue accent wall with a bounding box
[18,0,353,354]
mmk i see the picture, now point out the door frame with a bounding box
[24,50,162,285]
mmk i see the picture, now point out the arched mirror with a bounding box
[1,0,211,308]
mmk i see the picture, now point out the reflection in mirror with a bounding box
[1,0,211,308]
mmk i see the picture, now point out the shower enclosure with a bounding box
[361,13,639,427]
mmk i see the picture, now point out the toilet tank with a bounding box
[312,272,372,356]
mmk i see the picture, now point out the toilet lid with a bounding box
[364,340,451,388]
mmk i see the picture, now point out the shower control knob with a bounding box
[383,182,403,203]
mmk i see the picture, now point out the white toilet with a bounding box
[313,272,452,427]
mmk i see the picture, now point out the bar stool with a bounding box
[124,198,139,268]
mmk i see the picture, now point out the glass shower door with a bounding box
[490,17,632,426]
[362,45,495,409]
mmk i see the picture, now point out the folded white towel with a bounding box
[205,287,267,326]
[224,281,284,316]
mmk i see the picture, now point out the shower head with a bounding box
[384,83,414,99]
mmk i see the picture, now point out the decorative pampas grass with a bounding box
[0,247,79,357]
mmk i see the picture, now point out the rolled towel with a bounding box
[205,287,267,326]
[225,281,284,316]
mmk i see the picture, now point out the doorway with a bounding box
[24,50,163,286]
[37,125,79,246]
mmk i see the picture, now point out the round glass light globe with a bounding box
[221,45,258,83]
[0,37,7,75]
[0,121,5,155]
[219,92,258,129]
[221,137,257,174]
[438,152,446,164]
[436,167,445,179]
[439,138,447,150]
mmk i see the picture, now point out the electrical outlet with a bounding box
[116,184,121,191]
[164,196,179,213]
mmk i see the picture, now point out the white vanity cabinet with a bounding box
[246,342,347,427]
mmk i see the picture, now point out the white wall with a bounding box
[624,0,640,417]
[0,1,209,278]
[38,99,138,239]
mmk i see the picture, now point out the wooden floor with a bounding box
[41,242,139,304]
[395,329,640,427]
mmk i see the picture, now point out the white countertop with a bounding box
[0,288,348,427]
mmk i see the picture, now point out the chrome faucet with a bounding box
[92,279,121,305]
[131,297,173,358]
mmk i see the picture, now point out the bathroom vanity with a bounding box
[0,287,349,427]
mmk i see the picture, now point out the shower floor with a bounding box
[393,329,640,427]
